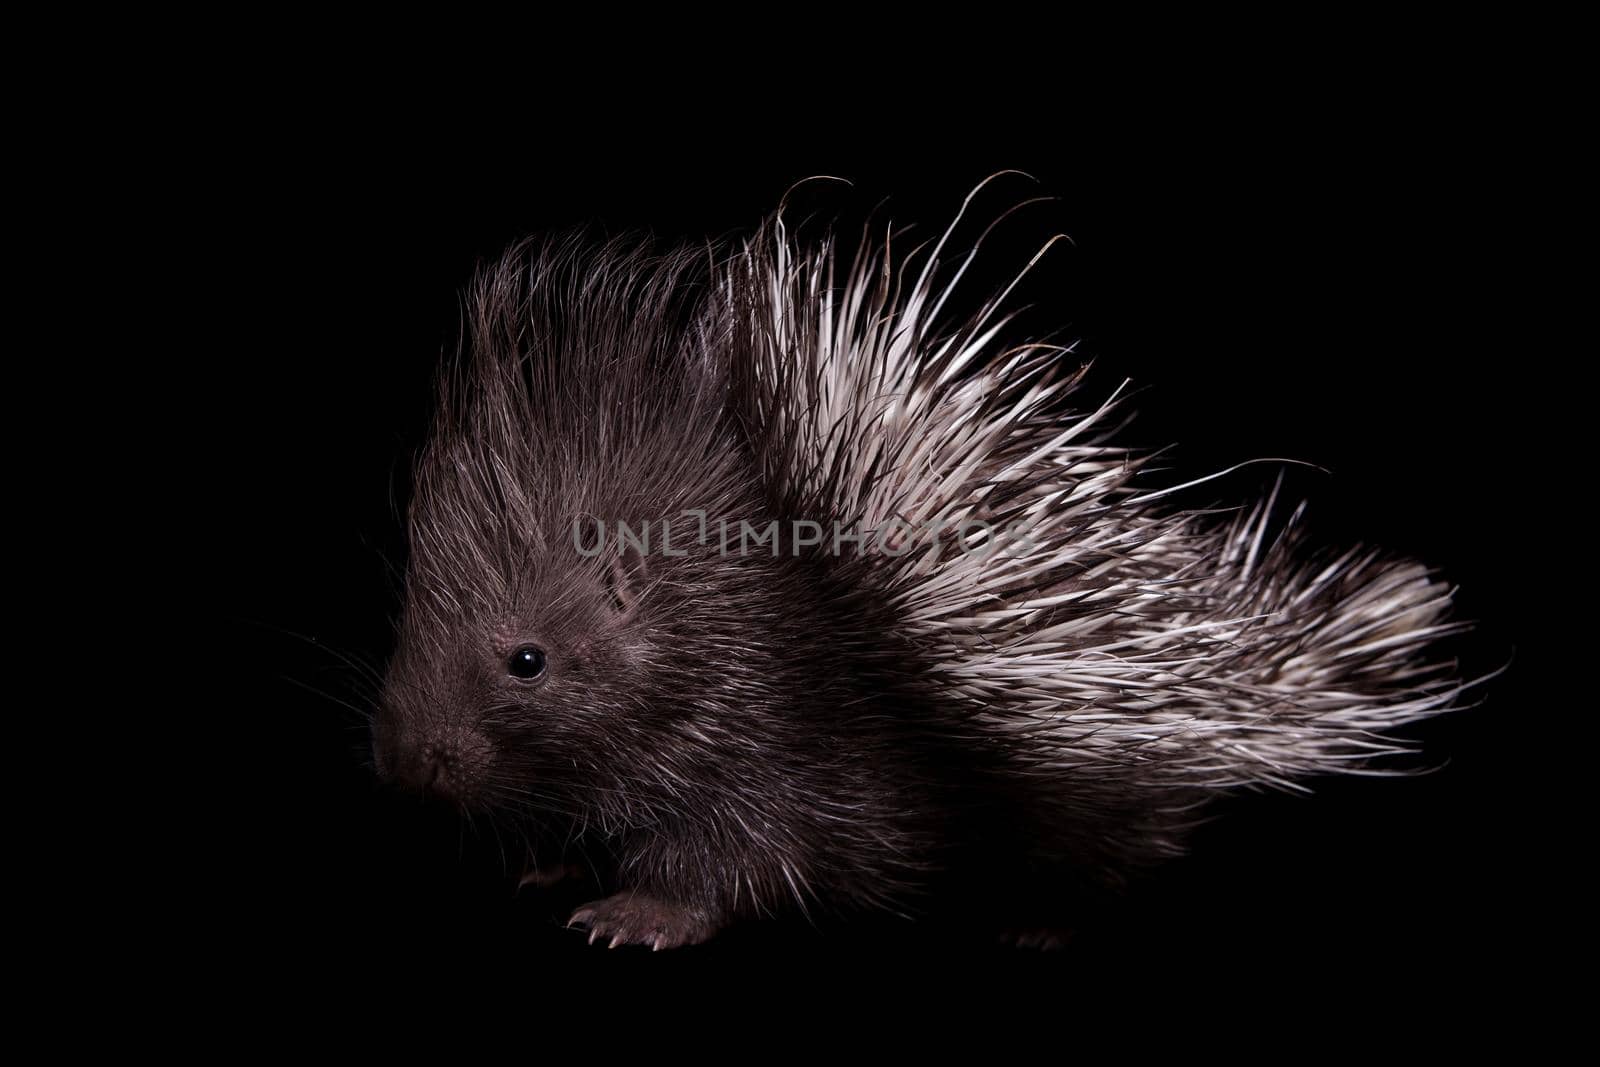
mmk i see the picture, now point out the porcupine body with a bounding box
[375,189,1465,949]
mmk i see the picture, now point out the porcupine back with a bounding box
[725,193,1468,871]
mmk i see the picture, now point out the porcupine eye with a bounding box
[507,646,547,681]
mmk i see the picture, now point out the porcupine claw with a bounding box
[566,891,720,951]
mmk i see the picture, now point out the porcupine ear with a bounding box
[601,543,648,624]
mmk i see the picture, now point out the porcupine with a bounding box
[373,183,1467,949]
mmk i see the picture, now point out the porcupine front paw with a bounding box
[567,891,721,950]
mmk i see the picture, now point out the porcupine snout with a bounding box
[373,716,494,805]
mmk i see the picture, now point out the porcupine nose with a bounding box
[390,740,460,801]
[414,745,449,794]
[385,726,493,803]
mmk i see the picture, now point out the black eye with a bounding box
[507,646,547,681]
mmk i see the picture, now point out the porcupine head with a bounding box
[376,207,1465,950]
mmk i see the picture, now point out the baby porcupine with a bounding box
[374,187,1466,949]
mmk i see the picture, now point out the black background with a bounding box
[214,93,1556,988]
